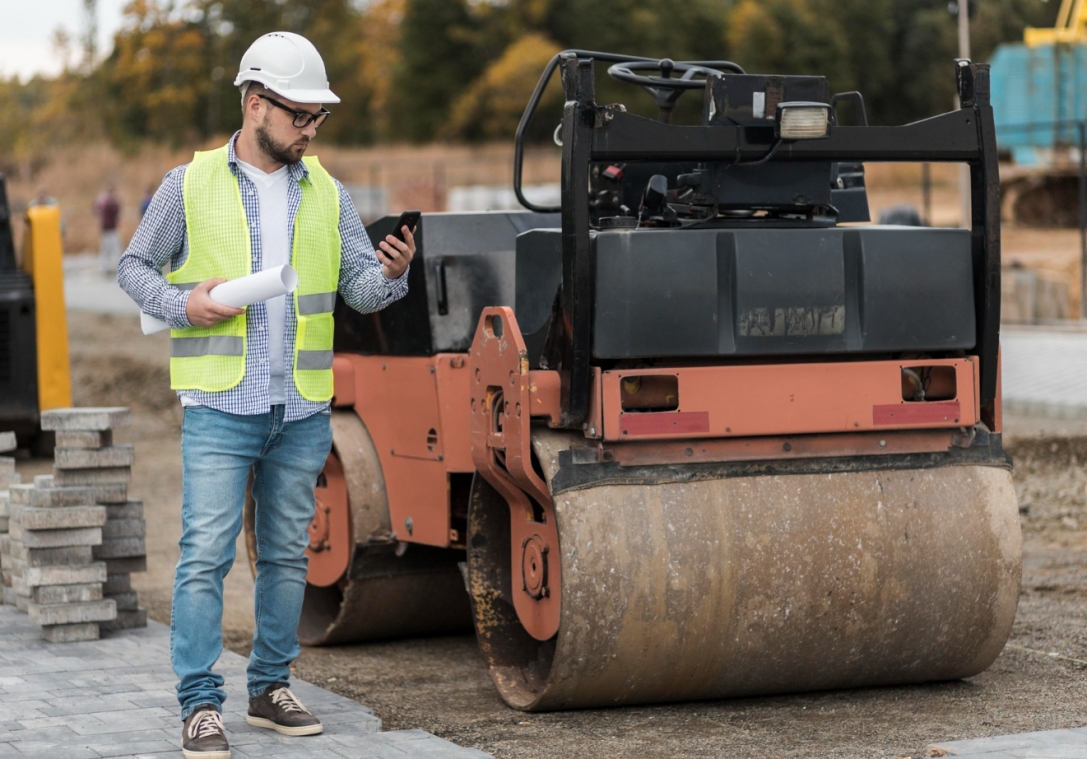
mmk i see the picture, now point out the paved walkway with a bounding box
[1003,326,1087,418]
[0,604,491,759]
[930,728,1087,757]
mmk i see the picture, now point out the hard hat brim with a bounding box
[264,85,341,105]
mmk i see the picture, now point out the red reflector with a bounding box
[603,165,624,181]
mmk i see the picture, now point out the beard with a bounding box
[255,115,308,165]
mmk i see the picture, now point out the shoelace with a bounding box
[270,687,309,714]
[188,710,225,740]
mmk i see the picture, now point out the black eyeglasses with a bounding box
[258,94,331,129]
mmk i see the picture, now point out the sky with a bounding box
[0,0,129,81]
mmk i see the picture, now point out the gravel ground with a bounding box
[21,311,1087,759]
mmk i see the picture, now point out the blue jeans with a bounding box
[172,405,332,720]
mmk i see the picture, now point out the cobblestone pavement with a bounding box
[1003,327,1087,418]
[929,727,1087,757]
[0,604,492,759]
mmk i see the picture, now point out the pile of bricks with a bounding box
[0,407,148,642]
[0,430,18,602]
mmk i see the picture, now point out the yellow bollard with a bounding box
[23,205,72,412]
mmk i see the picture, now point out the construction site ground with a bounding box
[7,291,1079,759]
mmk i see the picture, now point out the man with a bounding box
[118,31,416,759]
[94,185,121,273]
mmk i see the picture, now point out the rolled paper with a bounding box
[140,265,300,335]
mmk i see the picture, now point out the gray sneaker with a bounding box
[247,683,324,736]
[182,704,230,759]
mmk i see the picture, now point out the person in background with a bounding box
[94,185,122,273]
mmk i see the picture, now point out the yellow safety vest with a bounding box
[168,145,341,401]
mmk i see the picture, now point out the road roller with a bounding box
[246,51,1021,711]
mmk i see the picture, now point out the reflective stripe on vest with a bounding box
[171,336,245,358]
[297,291,336,315]
[167,146,341,400]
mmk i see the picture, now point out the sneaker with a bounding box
[246,683,324,736]
[182,704,230,759]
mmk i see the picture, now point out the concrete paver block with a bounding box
[0,490,8,518]
[34,583,103,605]
[101,518,146,540]
[11,505,107,530]
[26,563,107,587]
[9,484,33,505]
[28,486,98,509]
[100,607,147,631]
[0,458,14,490]
[0,517,6,533]
[102,573,131,595]
[105,500,143,520]
[28,599,116,625]
[10,525,102,548]
[93,536,146,559]
[105,556,147,574]
[931,727,1087,757]
[53,467,132,487]
[0,431,16,452]
[105,590,138,611]
[54,430,113,449]
[42,622,101,643]
[40,407,131,432]
[90,482,129,504]
[10,544,95,567]
[55,445,136,470]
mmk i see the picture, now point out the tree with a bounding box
[387,0,493,142]
[444,33,563,141]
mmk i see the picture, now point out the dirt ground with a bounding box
[16,310,1087,759]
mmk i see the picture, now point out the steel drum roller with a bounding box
[469,429,1021,711]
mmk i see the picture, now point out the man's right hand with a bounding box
[185,279,244,328]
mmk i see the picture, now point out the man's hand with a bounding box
[184,278,244,328]
[377,226,416,280]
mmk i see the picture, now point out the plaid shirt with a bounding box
[118,132,408,421]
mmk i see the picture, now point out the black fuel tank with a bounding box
[516,226,976,360]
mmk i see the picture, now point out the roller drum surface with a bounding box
[469,429,1021,711]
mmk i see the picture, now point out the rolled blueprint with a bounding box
[140,264,300,335]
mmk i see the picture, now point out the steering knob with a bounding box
[659,58,675,78]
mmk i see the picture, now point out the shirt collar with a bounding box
[227,130,310,183]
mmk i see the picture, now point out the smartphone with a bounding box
[391,210,421,242]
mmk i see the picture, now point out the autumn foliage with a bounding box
[0,0,1061,172]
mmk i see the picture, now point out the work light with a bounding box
[775,102,832,139]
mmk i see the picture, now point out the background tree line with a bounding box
[0,0,1059,163]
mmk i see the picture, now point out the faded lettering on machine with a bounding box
[738,306,845,337]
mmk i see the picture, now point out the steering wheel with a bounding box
[607,59,737,122]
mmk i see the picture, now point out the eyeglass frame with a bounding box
[257,94,331,129]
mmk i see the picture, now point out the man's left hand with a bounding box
[377,226,416,280]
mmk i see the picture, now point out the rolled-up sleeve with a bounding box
[335,181,409,314]
[116,166,193,330]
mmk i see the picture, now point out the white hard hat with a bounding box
[234,31,340,104]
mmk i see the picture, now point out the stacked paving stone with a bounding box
[44,406,148,633]
[0,407,149,641]
[0,430,18,605]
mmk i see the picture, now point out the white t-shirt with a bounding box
[179,159,291,408]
